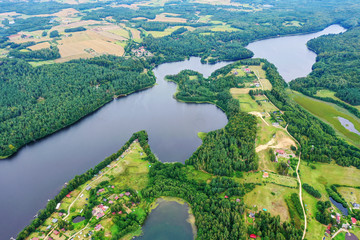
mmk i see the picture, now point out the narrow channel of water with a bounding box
[135,199,194,240]
[0,58,228,239]
[247,25,346,82]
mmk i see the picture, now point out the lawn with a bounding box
[290,91,360,147]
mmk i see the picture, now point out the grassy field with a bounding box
[210,24,241,32]
[337,187,360,206]
[283,20,303,27]
[147,26,194,38]
[243,182,297,222]
[316,89,360,111]
[150,13,187,23]
[290,90,360,147]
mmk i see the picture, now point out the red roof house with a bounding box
[66,194,71,198]
[276,149,285,154]
[352,217,357,224]
[224,195,229,199]
[250,234,257,239]
[53,230,59,235]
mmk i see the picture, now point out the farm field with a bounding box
[290,90,360,147]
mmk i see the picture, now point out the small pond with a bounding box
[135,199,194,240]
[338,117,360,136]
[72,216,86,223]
[329,197,348,216]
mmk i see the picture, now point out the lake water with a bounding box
[247,25,346,82]
[0,57,228,239]
[135,199,194,240]
[338,117,360,136]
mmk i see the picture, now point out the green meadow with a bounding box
[290,91,360,147]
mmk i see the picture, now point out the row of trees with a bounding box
[302,183,322,199]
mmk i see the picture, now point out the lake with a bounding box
[247,25,346,82]
[135,199,195,240]
[0,57,228,239]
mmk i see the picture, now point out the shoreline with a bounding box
[0,81,156,160]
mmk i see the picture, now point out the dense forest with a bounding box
[0,56,155,157]
[290,27,360,111]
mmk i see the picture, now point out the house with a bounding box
[115,196,119,200]
[352,217,357,224]
[352,203,360,209]
[98,188,105,193]
[336,213,341,224]
[31,238,39,240]
[86,186,91,191]
[66,194,71,198]
[263,172,269,178]
[94,224,102,231]
[342,223,350,229]
[244,68,251,73]
[236,198,241,203]
[249,212,255,218]
[250,234,257,239]
[125,192,131,196]
[53,230,59,235]
[224,195,229,199]
[52,218,58,224]
[276,149,285,154]
[46,225,51,230]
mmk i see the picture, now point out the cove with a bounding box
[0,57,228,239]
[247,24,346,82]
[135,199,195,240]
